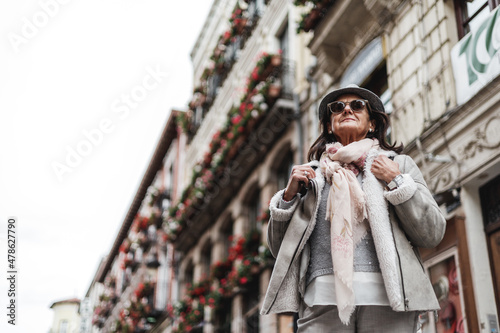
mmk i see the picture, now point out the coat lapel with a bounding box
[363,148,403,310]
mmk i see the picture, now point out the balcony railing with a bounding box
[295,0,335,33]
[184,0,270,137]
[165,55,296,251]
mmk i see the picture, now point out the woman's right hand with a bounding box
[283,164,316,201]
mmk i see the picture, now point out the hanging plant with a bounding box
[164,52,282,241]
[295,0,335,33]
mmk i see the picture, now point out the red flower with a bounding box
[231,115,242,125]
[251,70,259,80]
[240,277,248,284]
[139,217,148,230]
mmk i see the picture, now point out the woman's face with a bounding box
[328,93,375,145]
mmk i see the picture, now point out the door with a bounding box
[480,174,500,319]
[487,228,500,318]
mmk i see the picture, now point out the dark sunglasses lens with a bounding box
[351,100,365,111]
[331,102,345,113]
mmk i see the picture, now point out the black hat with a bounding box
[318,84,385,120]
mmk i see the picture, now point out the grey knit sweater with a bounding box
[306,180,381,285]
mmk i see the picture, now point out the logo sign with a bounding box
[451,7,500,105]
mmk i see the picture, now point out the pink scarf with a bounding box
[319,138,379,325]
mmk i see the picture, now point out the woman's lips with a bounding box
[341,118,356,122]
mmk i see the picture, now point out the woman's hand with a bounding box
[283,165,316,201]
[371,155,401,183]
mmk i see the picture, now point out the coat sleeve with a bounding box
[267,189,300,257]
[384,155,446,248]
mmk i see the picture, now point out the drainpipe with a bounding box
[306,57,319,141]
[304,57,319,163]
[293,92,304,163]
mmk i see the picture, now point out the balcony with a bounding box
[306,0,400,80]
[185,0,269,138]
[166,58,295,252]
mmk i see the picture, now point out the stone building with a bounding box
[87,110,186,332]
[87,1,500,332]
[301,1,500,332]
[166,0,500,332]
[49,298,81,333]
[162,0,303,331]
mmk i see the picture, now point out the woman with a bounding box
[260,84,446,332]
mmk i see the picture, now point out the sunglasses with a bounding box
[327,99,369,114]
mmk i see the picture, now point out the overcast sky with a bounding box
[0,1,213,331]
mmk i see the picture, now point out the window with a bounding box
[361,63,394,143]
[421,248,467,333]
[221,219,234,260]
[248,192,262,231]
[247,0,266,27]
[279,24,293,98]
[454,0,499,38]
[362,62,390,107]
[277,151,294,191]
[183,261,194,297]
[200,241,212,278]
[59,320,68,333]
[244,279,260,333]
[214,298,232,333]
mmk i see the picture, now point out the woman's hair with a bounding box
[307,102,403,161]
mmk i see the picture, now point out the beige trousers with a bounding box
[297,302,420,333]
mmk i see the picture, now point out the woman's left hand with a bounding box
[371,155,401,183]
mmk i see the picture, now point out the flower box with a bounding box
[268,84,282,98]
[271,54,282,67]
[234,18,248,34]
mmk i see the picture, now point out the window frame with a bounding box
[454,0,499,39]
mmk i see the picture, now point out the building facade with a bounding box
[301,1,500,332]
[49,298,81,333]
[162,0,304,332]
[87,111,186,333]
[88,1,500,332]
[167,0,500,332]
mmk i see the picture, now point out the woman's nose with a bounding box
[343,105,353,114]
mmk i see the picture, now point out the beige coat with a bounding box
[261,149,446,315]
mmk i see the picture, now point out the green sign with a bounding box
[451,7,500,104]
